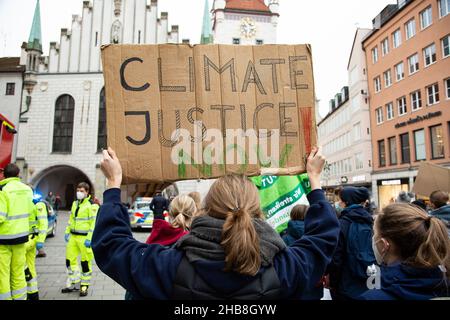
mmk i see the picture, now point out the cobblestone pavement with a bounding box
[36,211,149,300]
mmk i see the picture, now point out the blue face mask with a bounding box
[335,202,343,213]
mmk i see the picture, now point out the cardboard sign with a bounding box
[412,162,450,198]
[101,44,317,184]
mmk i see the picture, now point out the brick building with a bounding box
[362,0,450,208]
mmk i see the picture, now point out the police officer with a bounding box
[0,164,35,300]
[24,194,48,300]
[62,182,97,297]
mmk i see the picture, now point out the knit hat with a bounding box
[339,187,370,205]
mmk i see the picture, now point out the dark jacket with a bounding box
[282,220,305,246]
[431,205,450,230]
[150,195,169,216]
[359,263,450,300]
[327,204,374,300]
[126,218,188,300]
[92,189,340,300]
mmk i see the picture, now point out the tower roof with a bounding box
[225,0,271,12]
[28,0,42,52]
[201,0,213,44]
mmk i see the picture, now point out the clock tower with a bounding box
[212,0,279,45]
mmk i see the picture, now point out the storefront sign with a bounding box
[352,175,366,182]
[381,179,401,185]
[395,111,442,129]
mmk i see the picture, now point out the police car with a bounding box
[129,197,154,230]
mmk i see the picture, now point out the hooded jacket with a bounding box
[327,204,374,299]
[145,219,188,246]
[92,188,340,300]
[282,220,305,246]
[431,205,450,228]
[359,263,450,300]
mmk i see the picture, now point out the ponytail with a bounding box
[203,175,264,276]
[169,195,196,231]
[415,216,450,277]
[221,207,260,276]
[378,203,450,277]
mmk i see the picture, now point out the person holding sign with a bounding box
[92,146,339,300]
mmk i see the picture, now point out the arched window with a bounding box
[52,94,75,153]
[97,88,107,151]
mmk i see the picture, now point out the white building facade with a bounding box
[212,0,279,45]
[318,29,373,192]
[16,0,180,208]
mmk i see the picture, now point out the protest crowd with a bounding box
[0,146,449,300]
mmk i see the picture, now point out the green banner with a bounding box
[251,174,312,233]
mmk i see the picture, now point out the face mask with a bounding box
[76,192,86,200]
[372,236,386,265]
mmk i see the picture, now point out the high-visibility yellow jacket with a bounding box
[65,196,97,241]
[0,177,35,244]
[31,202,49,243]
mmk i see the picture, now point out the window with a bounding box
[414,129,426,160]
[446,78,450,99]
[405,19,416,40]
[95,32,98,46]
[376,107,384,124]
[384,69,392,87]
[388,136,397,165]
[232,38,240,45]
[395,62,404,81]
[355,152,364,170]
[386,102,394,120]
[256,39,264,45]
[372,47,378,63]
[374,76,381,93]
[392,29,402,48]
[408,53,419,74]
[427,83,440,105]
[381,38,389,56]
[52,94,75,153]
[400,133,410,163]
[397,96,407,116]
[411,90,422,111]
[430,125,445,158]
[442,35,450,58]
[439,0,450,17]
[378,140,386,167]
[423,43,437,66]
[5,83,15,95]
[420,6,433,29]
[353,122,361,141]
[97,88,107,152]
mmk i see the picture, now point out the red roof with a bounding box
[0,57,24,73]
[225,0,271,12]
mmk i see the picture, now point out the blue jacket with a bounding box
[282,220,305,246]
[92,188,339,300]
[327,204,374,299]
[359,263,450,300]
[431,205,450,225]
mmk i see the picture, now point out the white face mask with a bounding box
[372,236,386,265]
[76,191,86,200]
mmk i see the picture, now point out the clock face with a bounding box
[240,17,257,38]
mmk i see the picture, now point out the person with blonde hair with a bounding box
[360,203,450,300]
[93,146,340,300]
[188,191,202,212]
[145,195,195,246]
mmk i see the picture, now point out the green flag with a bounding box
[251,174,312,233]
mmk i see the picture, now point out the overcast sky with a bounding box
[0,0,391,116]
